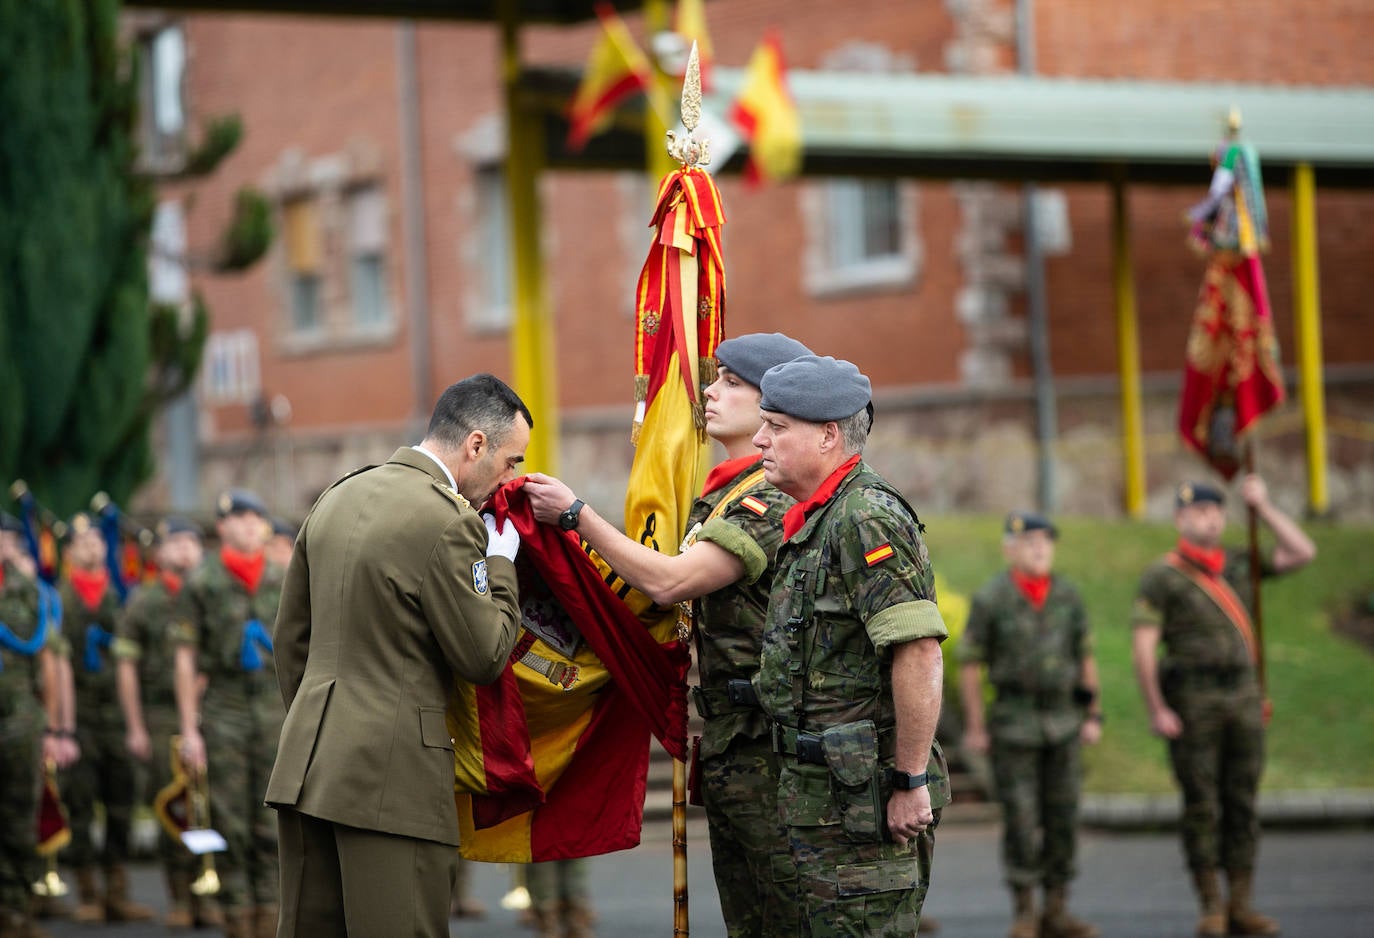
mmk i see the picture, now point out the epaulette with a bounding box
[431,479,472,511]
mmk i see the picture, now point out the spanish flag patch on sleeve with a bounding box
[864,543,895,566]
[739,495,769,516]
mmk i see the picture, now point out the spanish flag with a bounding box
[566,3,653,152]
[728,30,802,184]
[675,0,713,92]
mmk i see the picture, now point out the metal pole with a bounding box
[1290,163,1329,516]
[397,22,433,437]
[1112,176,1146,518]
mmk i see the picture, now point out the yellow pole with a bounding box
[501,0,558,473]
[1112,176,1146,518]
[643,0,676,180]
[1290,163,1329,516]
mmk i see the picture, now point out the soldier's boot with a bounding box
[220,908,254,938]
[1008,886,1038,938]
[1191,869,1227,938]
[1226,870,1280,936]
[190,890,224,928]
[530,901,561,938]
[1040,885,1099,938]
[562,898,597,938]
[27,890,70,923]
[917,914,941,933]
[71,867,105,923]
[0,910,27,938]
[103,865,156,922]
[163,868,194,928]
[252,902,279,938]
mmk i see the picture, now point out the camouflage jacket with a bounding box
[0,559,45,710]
[113,574,183,711]
[1133,546,1277,675]
[58,574,123,725]
[962,571,1093,746]
[172,550,285,704]
[687,457,793,759]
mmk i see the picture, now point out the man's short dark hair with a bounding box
[426,374,533,449]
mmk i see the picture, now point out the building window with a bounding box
[346,185,389,329]
[137,24,186,169]
[201,330,260,404]
[802,177,921,297]
[149,200,190,305]
[467,164,511,332]
[282,197,324,334]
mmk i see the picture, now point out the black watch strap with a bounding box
[559,498,586,531]
[888,769,929,790]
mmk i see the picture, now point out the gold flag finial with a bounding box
[666,41,711,169]
[1226,106,1242,134]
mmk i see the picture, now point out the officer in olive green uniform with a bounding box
[113,517,218,929]
[1131,477,1315,938]
[57,513,155,924]
[752,357,949,938]
[525,333,813,938]
[172,490,284,938]
[960,512,1101,938]
[0,514,48,938]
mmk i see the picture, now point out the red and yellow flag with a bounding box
[566,3,653,152]
[675,0,713,92]
[728,30,802,185]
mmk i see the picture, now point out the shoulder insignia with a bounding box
[864,543,895,567]
[472,559,489,595]
[739,495,769,516]
[432,479,471,510]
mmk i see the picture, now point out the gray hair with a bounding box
[837,410,869,455]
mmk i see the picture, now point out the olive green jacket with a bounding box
[265,447,522,846]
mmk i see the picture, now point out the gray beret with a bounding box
[714,333,814,388]
[217,488,269,519]
[759,355,872,422]
[1005,510,1058,539]
[157,516,204,541]
[1176,481,1226,508]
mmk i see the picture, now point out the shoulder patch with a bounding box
[864,543,895,567]
[739,495,769,516]
[472,559,489,595]
[433,479,472,510]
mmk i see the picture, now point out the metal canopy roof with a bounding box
[522,68,1374,187]
[125,0,635,24]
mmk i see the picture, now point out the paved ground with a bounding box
[36,818,1374,937]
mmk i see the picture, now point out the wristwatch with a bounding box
[888,769,929,790]
[558,498,586,532]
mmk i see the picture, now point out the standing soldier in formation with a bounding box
[526,332,814,937]
[57,513,155,924]
[113,517,221,929]
[1131,477,1315,937]
[959,512,1102,938]
[751,356,949,937]
[173,490,284,938]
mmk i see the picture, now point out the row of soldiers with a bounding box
[0,490,293,938]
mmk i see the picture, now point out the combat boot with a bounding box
[530,900,561,938]
[1040,885,1099,938]
[71,867,104,923]
[191,890,224,928]
[1226,869,1280,935]
[253,902,279,938]
[102,865,155,922]
[1191,869,1227,937]
[1008,885,1038,938]
[220,907,254,938]
[0,910,26,938]
[917,914,941,932]
[563,897,597,938]
[163,868,194,928]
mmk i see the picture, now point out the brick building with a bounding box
[130,0,1374,521]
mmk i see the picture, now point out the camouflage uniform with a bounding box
[755,461,950,938]
[961,572,1093,888]
[171,551,284,916]
[0,560,44,932]
[687,459,795,938]
[1133,549,1275,875]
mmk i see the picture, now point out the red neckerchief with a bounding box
[701,455,759,498]
[221,546,265,595]
[69,567,109,610]
[1010,569,1052,611]
[1176,538,1225,577]
[782,455,861,541]
[160,570,184,597]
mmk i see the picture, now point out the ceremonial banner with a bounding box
[728,31,801,184]
[566,2,652,152]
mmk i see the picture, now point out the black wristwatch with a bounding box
[888,769,929,790]
[558,498,585,532]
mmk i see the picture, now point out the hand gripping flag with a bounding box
[566,3,653,152]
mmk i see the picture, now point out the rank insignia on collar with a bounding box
[739,495,769,516]
[864,543,895,567]
[472,559,489,595]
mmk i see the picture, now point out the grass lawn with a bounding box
[923,514,1374,794]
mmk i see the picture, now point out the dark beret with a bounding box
[759,355,872,422]
[67,512,97,537]
[1005,510,1058,539]
[217,488,269,519]
[157,516,203,541]
[0,512,23,535]
[270,517,298,539]
[1176,481,1226,508]
[714,333,814,388]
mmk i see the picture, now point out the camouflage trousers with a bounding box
[204,692,282,912]
[700,735,794,938]
[525,858,590,903]
[1164,682,1265,873]
[989,735,1082,887]
[63,717,138,868]
[0,701,42,917]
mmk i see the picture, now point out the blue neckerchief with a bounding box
[38,581,63,636]
[0,615,49,671]
[240,619,273,672]
[83,623,114,673]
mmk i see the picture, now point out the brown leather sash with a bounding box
[1164,551,1258,664]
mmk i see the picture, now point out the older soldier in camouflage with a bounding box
[960,512,1101,938]
[57,513,155,924]
[113,517,220,929]
[1131,477,1315,938]
[527,333,814,938]
[751,356,949,938]
[173,490,284,938]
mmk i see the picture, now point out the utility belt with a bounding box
[771,720,897,766]
[994,686,1077,709]
[1161,663,1254,692]
[692,679,760,719]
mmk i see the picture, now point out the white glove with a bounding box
[482,512,520,562]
